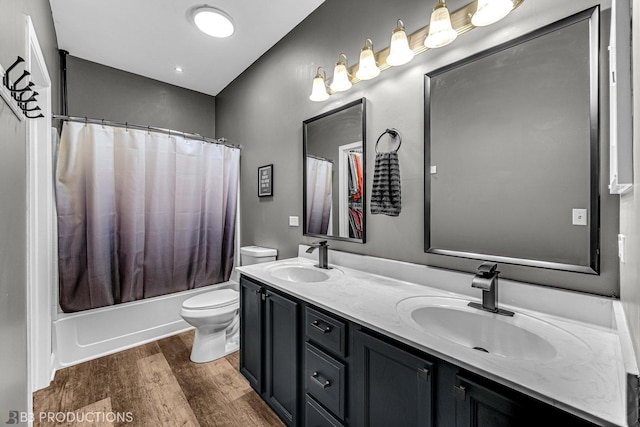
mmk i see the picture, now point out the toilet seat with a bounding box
[183,289,238,310]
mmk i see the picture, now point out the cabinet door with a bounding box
[239,277,264,393]
[354,330,434,427]
[454,375,528,427]
[265,290,299,426]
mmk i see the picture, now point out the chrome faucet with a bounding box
[468,262,514,317]
[306,240,330,269]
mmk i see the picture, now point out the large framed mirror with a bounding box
[425,8,599,274]
[303,98,366,243]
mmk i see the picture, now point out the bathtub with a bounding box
[53,280,238,369]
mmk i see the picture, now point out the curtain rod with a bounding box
[306,153,334,163]
[52,114,241,150]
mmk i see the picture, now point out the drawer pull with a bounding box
[311,372,331,389]
[311,320,332,334]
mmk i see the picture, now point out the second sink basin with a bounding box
[397,296,584,361]
[267,263,342,283]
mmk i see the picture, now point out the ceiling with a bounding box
[49,0,325,96]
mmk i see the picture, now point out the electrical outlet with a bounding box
[572,209,588,226]
[289,216,299,227]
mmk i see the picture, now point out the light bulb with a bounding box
[329,54,352,92]
[424,1,457,48]
[356,39,380,80]
[471,0,514,27]
[386,20,414,66]
[309,68,330,102]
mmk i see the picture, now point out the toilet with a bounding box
[180,245,277,363]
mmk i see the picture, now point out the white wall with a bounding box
[620,0,640,369]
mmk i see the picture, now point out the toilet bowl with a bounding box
[180,288,239,363]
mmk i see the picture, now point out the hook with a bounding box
[11,70,31,88]
[3,56,24,87]
[8,81,34,94]
[17,93,37,105]
[24,112,44,119]
[21,105,40,112]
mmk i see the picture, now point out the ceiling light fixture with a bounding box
[471,0,514,27]
[175,66,184,73]
[192,6,235,38]
[424,0,457,48]
[386,20,415,66]
[356,38,380,81]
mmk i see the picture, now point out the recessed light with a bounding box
[192,6,234,38]
[175,66,184,73]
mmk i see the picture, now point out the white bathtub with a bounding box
[53,281,238,369]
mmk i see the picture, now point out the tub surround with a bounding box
[237,245,637,427]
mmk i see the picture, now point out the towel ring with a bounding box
[375,128,402,153]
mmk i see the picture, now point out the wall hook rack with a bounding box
[1,55,42,120]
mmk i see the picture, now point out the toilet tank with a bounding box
[240,246,277,266]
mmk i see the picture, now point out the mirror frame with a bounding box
[424,8,600,274]
[303,97,367,243]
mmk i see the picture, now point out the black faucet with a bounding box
[468,262,514,316]
[306,241,330,269]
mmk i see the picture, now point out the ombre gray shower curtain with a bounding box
[56,122,239,312]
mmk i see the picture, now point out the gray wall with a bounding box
[216,0,619,296]
[67,56,216,138]
[0,0,59,421]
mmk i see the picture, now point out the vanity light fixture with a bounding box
[192,6,235,38]
[424,0,457,48]
[355,39,380,80]
[471,0,514,27]
[309,67,330,102]
[386,20,415,66]
[329,53,352,92]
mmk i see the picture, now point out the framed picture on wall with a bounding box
[258,164,273,197]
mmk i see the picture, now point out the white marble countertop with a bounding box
[236,247,635,427]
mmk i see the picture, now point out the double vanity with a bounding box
[237,246,636,427]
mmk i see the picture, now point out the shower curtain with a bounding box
[306,156,333,235]
[56,122,240,312]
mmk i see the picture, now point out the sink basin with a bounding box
[268,264,334,283]
[396,297,578,361]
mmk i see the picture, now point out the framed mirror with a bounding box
[425,8,599,274]
[303,98,366,243]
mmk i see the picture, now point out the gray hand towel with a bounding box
[371,152,401,216]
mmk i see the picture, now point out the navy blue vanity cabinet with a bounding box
[453,373,599,427]
[353,329,434,427]
[303,306,350,427]
[240,276,263,392]
[240,276,299,426]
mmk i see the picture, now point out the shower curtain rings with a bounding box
[101,119,105,128]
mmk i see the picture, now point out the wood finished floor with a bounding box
[33,331,284,427]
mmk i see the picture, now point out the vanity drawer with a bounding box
[305,395,344,427]
[305,343,346,420]
[305,306,346,357]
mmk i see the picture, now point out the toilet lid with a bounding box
[183,289,238,310]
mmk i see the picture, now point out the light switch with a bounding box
[430,165,437,174]
[618,234,626,263]
[289,216,299,227]
[572,209,588,226]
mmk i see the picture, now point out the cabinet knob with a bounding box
[311,371,331,389]
[311,320,332,334]
[453,385,467,401]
